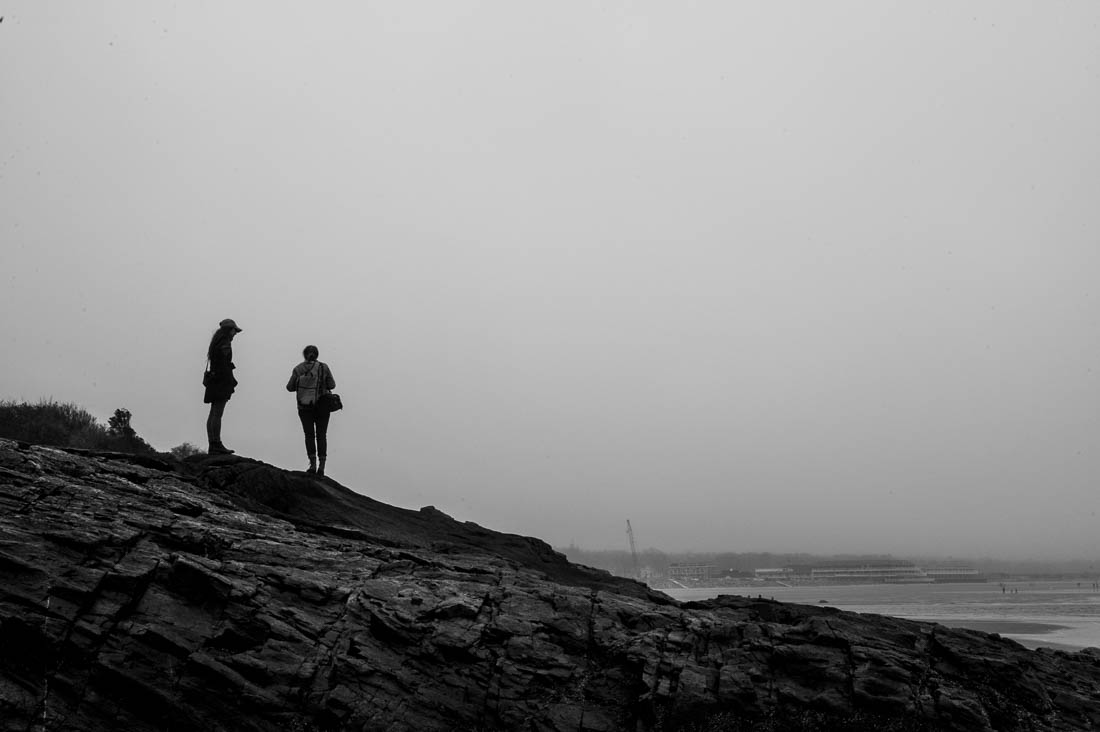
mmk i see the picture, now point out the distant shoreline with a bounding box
[667,584,1100,652]
[917,618,1068,637]
[905,618,1090,652]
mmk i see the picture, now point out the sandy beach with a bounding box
[917,618,1078,650]
[666,582,1100,652]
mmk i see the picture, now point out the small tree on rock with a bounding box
[108,408,135,438]
[169,442,204,459]
[106,408,155,454]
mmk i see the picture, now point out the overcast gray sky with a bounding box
[2,2,1098,560]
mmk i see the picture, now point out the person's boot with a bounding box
[307,455,317,475]
[317,457,326,478]
[209,442,234,455]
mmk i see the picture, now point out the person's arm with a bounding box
[286,368,298,392]
[324,364,336,391]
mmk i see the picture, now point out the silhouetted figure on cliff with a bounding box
[204,318,242,454]
[286,344,336,476]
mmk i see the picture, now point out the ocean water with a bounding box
[665,580,1100,651]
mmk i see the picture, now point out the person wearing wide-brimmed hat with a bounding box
[204,318,242,455]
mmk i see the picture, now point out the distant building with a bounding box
[754,568,795,581]
[760,560,931,584]
[924,565,985,583]
[752,559,984,585]
[808,560,931,583]
[668,563,716,581]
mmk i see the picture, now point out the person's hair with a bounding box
[207,327,233,360]
[303,345,319,361]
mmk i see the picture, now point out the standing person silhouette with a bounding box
[204,318,242,455]
[286,345,336,475]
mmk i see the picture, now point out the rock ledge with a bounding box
[1,439,1098,731]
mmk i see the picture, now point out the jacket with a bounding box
[203,343,237,404]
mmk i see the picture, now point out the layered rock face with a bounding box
[1,439,1098,731]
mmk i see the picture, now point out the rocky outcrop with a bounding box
[1,438,1098,731]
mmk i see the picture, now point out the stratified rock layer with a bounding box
[0,439,1097,731]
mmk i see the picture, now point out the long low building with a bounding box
[923,565,986,583]
[805,560,933,584]
[754,560,985,584]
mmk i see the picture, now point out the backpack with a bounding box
[296,362,323,406]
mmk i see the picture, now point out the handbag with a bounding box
[319,393,343,413]
[203,359,214,387]
[317,364,343,413]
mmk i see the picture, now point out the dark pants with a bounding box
[207,400,227,445]
[298,407,331,458]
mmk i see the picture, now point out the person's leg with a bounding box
[206,403,219,445]
[298,409,317,472]
[315,409,331,476]
[207,401,231,453]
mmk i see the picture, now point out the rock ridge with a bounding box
[1,438,1098,731]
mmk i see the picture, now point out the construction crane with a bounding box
[626,520,640,579]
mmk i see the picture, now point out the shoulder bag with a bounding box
[317,363,343,413]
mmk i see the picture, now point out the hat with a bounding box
[219,318,243,332]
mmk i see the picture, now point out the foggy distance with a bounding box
[1,2,1097,561]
